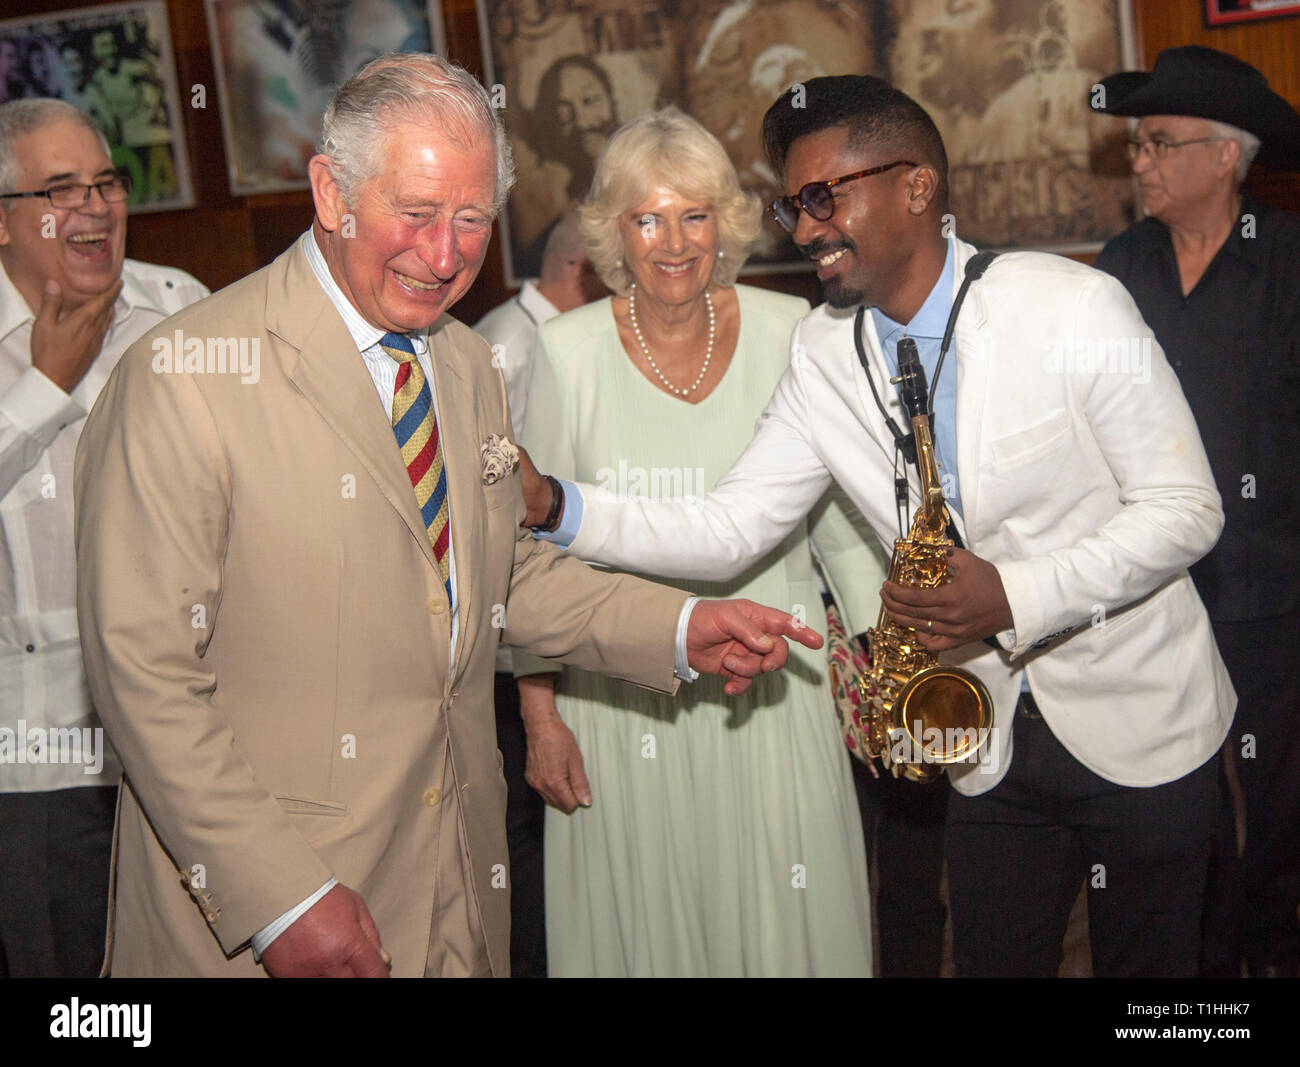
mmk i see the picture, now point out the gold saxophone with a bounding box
[861,338,994,781]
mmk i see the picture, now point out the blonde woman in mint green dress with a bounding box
[515,108,885,976]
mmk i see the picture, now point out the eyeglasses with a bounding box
[1123,137,1227,162]
[769,161,916,233]
[0,172,132,209]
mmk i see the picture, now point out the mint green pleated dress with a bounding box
[520,285,882,977]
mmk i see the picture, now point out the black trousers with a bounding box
[1204,615,1300,975]
[945,697,1218,978]
[494,672,547,978]
[0,785,117,978]
[852,755,947,977]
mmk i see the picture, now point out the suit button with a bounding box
[423,787,441,806]
[428,598,446,615]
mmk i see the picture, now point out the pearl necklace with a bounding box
[626,283,715,398]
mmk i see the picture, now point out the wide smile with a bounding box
[65,230,113,260]
[652,259,698,277]
[814,247,851,279]
[393,268,445,294]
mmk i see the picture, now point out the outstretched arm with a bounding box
[684,597,823,695]
[523,351,835,581]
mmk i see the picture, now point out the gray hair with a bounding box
[318,52,515,211]
[0,98,111,200]
[579,107,761,295]
[1204,118,1261,183]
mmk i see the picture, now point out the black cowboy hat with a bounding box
[1090,45,1300,170]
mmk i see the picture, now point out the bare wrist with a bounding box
[518,677,560,728]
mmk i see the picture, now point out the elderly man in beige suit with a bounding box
[73,53,817,978]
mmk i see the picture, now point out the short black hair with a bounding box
[762,75,948,205]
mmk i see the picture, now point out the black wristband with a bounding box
[530,474,563,533]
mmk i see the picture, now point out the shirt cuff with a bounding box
[251,877,337,960]
[531,478,583,547]
[674,596,700,682]
[0,366,85,440]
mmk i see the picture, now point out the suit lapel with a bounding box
[272,241,438,574]
[952,243,989,548]
[427,322,480,675]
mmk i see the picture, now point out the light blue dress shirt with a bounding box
[539,478,585,544]
[870,238,962,520]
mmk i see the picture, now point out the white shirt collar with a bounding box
[0,255,171,342]
[516,279,560,327]
[301,229,427,354]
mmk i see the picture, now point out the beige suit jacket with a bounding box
[74,240,687,977]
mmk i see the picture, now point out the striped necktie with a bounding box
[380,332,452,607]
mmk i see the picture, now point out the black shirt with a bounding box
[1094,194,1300,622]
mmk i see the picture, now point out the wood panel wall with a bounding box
[6,0,1298,317]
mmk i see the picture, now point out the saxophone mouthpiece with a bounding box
[896,337,929,419]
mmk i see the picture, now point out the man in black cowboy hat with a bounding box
[1091,45,1300,979]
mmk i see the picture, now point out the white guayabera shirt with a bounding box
[0,258,208,792]
[472,278,561,673]
[473,278,561,443]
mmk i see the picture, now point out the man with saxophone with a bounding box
[520,75,1234,977]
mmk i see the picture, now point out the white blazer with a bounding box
[568,239,1235,794]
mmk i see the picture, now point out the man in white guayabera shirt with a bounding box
[0,97,206,977]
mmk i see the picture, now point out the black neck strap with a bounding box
[852,249,999,463]
[852,250,999,545]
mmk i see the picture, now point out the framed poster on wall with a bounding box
[0,1,194,212]
[479,0,1138,285]
[888,0,1138,252]
[1206,0,1300,27]
[205,0,447,195]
